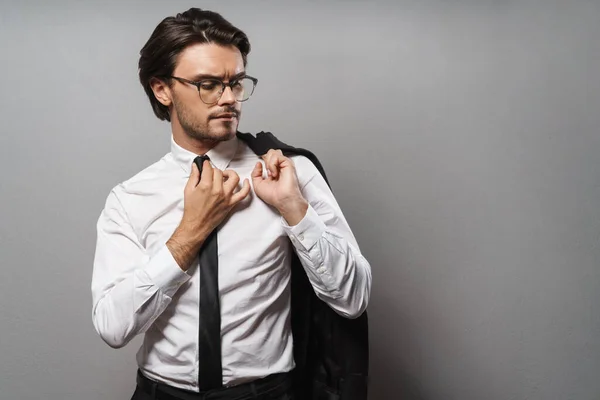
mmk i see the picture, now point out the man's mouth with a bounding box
[212,113,237,121]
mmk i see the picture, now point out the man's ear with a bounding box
[150,77,172,107]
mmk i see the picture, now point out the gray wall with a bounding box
[1,1,599,399]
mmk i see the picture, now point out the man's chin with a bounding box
[183,129,235,144]
[217,129,237,141]
[210,120,238,137]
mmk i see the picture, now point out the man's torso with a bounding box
[113,137,318,389]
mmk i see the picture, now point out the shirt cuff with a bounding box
[144,245,192,297]
[282,204,326,252]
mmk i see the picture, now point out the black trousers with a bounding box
[131,370,294,400]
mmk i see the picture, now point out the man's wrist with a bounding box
[277,197,309,226]
[166,223,207,271]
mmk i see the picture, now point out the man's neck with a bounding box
[172,131,220,156]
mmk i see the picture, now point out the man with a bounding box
[91,8,371,400]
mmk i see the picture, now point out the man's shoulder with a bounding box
[289,153,323,189]
[108,153,174,203]
[289,153,318,171]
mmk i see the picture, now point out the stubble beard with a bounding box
[173,95,240,143]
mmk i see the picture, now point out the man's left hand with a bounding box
[251,149,308,225]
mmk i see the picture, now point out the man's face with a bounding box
[169,43,245,143]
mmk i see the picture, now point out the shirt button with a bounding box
[317,267,326,274]
[298,233,304,241]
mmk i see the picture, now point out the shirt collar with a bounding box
[171,135,239,175]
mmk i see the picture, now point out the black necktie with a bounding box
[193,155,223,391]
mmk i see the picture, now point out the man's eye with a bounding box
[200,82,219,91]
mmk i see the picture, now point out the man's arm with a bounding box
[92,161,251,348]
[91,188,192,349]
[251,151,372,319]
[281,157,372,319]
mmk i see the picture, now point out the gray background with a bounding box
[1,1,599,399]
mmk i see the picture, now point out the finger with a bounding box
[199,159,213,188]
[251,161,264,181]
[261,152,274,178]
[266,153,286,179]
[185,162,200,193]
[231,178,251,204]
[262,150,283,178]
[212,167,224,193]
[223,170,240,193]
[261,149,283,159]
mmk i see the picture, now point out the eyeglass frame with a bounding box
[166,75,259,105]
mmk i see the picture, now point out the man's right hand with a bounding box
[167,160,251,270]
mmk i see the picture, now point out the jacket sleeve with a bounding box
[281,158,372,319]
[91,188,191,348]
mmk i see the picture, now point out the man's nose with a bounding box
[217,85,236,106]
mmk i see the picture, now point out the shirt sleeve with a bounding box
[281,158,372,319]
[91,188,191,348]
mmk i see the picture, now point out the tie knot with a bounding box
[193,155,210,171]
[195,154,210,162]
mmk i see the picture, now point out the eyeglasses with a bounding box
[168,75,258,105]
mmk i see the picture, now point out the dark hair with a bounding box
[138,8,251,121]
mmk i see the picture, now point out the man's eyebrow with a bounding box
[190,71,247,81]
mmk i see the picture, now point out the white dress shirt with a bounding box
[91,135,372,391]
